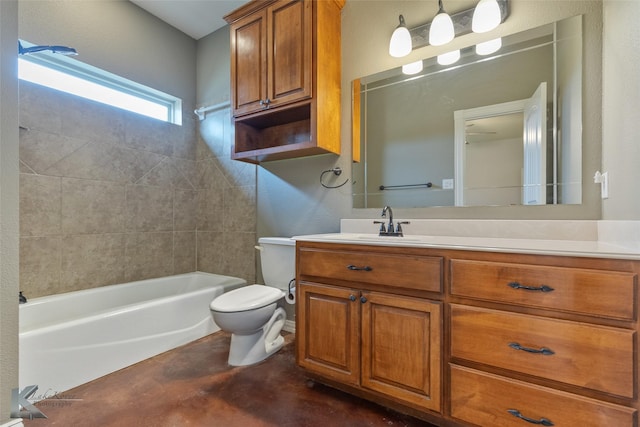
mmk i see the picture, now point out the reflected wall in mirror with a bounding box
[352,15,582,209]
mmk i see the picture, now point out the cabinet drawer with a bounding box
[450,365,636,427]
[451,305,635,398]
[298,247,442,292]
[450,259,636,320]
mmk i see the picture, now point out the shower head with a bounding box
[18,41,77,56]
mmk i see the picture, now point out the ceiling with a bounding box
[130,0,248,40]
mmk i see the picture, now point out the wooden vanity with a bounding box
[295,238,639,426]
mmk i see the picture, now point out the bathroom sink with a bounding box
[294,233,426,245]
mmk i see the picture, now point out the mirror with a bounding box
[352,15,582,209]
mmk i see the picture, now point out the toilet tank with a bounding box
[257,237,295,290]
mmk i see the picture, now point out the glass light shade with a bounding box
[429,12,455,46]
[389,15,412,58]
[472,0,502,33]
[437,49,460,66]
[402,60,423,75]
[476,37,502,55]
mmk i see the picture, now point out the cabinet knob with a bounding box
[360,296,367,304]
[349,295,356,302]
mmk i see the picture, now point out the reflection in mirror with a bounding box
[352,15,582,209]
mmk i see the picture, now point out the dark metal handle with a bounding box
[508,342,555,356]
[360,296,367,303]
[507,409,554,426]
[349,295,356,302]
[347,265,372,271]
[508,282,554,293]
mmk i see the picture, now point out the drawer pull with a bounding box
[346,265,372,271]
[508,342,555,356]
[508,282,554,293]
[507,409,554,426]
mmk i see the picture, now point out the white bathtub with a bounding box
[19,272,246,395]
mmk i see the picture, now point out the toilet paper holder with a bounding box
[287,278,296,304]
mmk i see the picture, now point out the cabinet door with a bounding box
[297,282,360,386]
[361,291,442,413]
[267,0,312,108]
[230,9,268,116]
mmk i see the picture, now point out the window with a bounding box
[18,41,182,125]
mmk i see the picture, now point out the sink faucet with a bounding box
[375,206,409,237]
[381,206,394,233]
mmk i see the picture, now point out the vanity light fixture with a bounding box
[437,49,460,66]
[428,0,455,46]
[472,0,502,33]
[389,15,412,58]
[476,37,502,55]
[389,1,509,55]
[402,60,424,75]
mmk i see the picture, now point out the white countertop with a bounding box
[292,232,640,260]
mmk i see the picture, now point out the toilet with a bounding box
[209,237,295,366]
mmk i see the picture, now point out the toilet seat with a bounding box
[210,285,284,313]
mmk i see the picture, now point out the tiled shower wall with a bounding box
[19,81,256,298]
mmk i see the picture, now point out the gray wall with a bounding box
[602,0,640,219]
[0,0,19,421]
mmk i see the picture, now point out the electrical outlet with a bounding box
[442,179,454,189]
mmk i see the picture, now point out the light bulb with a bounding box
[476,37,502,55]
[429,5,454,46]
[389,15,412,58]
[437,49,460,66]
[472,0,501,33]
[402,60,423,75]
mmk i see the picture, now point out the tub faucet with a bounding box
[19,291,27,304]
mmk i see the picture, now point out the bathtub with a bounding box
[19,272,246,396]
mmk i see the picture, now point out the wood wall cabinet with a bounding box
[295,239,640,426]
[296,242,443,415]
[225,0,343,164]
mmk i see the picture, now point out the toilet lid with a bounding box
[209,285,284,313]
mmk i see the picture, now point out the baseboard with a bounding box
[283,319,296,333]
[1,419,24,427]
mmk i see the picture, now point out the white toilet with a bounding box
[209,237,295,366]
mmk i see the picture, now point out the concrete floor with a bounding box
[23,332,435,427]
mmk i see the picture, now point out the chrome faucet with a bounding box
[375,206,409,237]
[381,206,394,233]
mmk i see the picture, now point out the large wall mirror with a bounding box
[352,15,582,209]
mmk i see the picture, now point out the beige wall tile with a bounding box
[221,232,256,285]
[174,231,196,274]
[126,184,174,231]
[124,114,176,156]
[20,128,88,174]
[19,81,62,133]
[224,185,256,232]
[61,96,125,146]
[124,232,174,282]
[20,174,61,236]
[196,231,224,274]
[20,236,61,298]
[61,233,126,291]
[61,178,126,234]
[196,188,223,231]
[174,189,197,231]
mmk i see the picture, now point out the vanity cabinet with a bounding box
[449,253,638,427]
[296,242,443,414]
[224,0,343,164]
[295,239,640,426]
